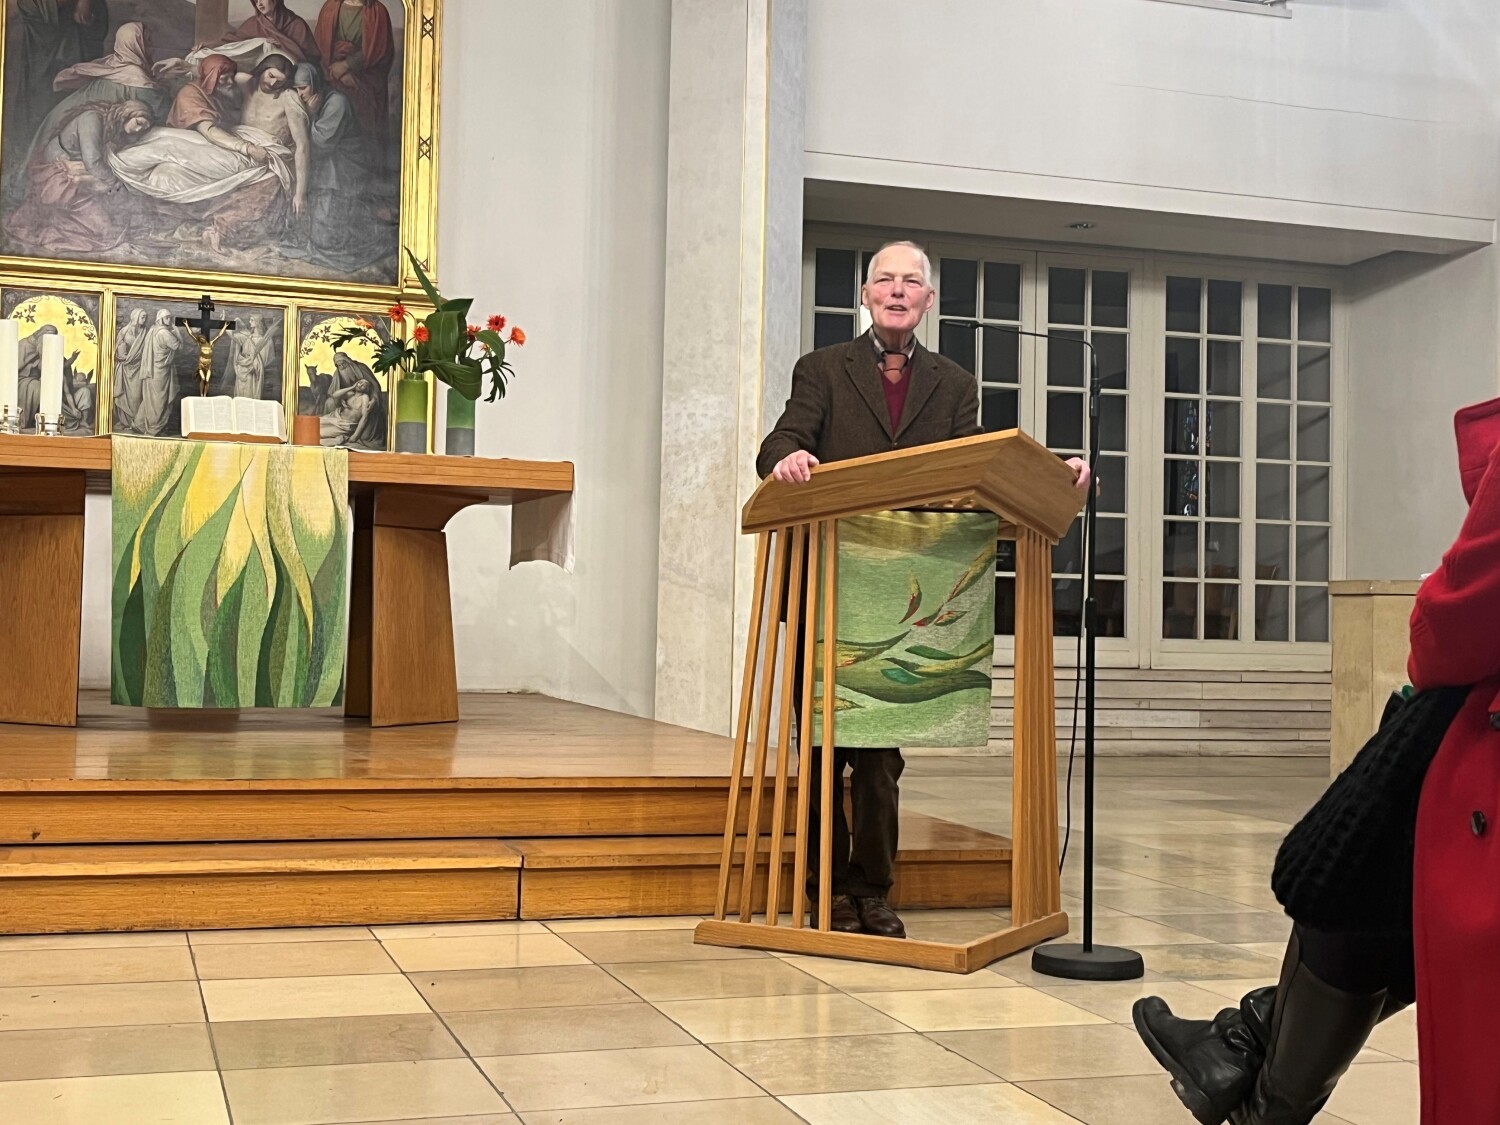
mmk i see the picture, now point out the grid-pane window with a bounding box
[935,256,1026,634]
[935,257,1024,434]
[1162,277,1243,640]
[811,247,876,349]
[1042,266,1130,641]
[1159,276,1333,646]
[1254,284,1333,643]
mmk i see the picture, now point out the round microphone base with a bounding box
[1031,941,1145,981]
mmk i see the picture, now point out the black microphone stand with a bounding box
[956,320,1143,982]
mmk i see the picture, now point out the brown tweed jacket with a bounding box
[756,332,982,478]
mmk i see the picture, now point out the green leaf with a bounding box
[374,341,409,371]
[880,666,923,685]
[904,645,959,661]
[477,329,507,359]
[858,669,996,705]
[440,297,473,320]
[889,641,993,677]
[842,662,994,705]
[425,309,463,359]
[811,694,862,715]
[899,572,922,623]
[329,326,373,349]
[407,247,443,308]
[833,630,911,668]
[425,357,482,398]
[946,544,996,602]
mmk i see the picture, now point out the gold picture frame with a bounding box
[0,0,442,304]
[0,275,436,449]
[294,301,437,453]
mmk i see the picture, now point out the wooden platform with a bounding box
[0,694,1013,933]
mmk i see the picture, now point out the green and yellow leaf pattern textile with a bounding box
[111,438,349,709]
[812,511,997,748]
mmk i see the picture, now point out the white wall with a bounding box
[654,0,808,735]
[80,497,109,687]
[804,0,1498,238]
[439,0,670,715]
[1345,247,1500,580]
[81,1,674,717]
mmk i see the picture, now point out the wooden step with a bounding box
[0,778,787,846]
[988,666,1331,757]
[0,840,522,934]
[0,816,1011,934]
[511,814,1012,919]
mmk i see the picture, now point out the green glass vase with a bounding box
[445,386,476,456]
[393,376,429,453]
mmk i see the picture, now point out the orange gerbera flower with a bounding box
[388,303,407,321]
[413,325,430,344]
[507,326,526,346]
[466,324,480,342]
[487,314,506,333]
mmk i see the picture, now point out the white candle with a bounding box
[40,332,64,420]
[0,319,17,418]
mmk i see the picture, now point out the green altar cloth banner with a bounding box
[812,511,998,748]
[110,438,349,709]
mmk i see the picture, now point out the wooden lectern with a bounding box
[694,430,1086,973]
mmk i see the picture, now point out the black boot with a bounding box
[1229,934,1391,1125]
[1132,987,1275,1125]
[1134,976,1406,1125]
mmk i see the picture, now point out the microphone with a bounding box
[944,317,1143,982]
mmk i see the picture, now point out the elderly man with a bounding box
[757,239,1090,939]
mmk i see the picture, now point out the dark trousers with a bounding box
[1296,922,1415,1004]
[788,644,904,901]
[804,746,904,899]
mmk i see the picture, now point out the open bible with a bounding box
[181,397,287,443]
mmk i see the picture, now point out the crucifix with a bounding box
[176,294,236,398]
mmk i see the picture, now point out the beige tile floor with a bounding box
[0,756,1418,1124]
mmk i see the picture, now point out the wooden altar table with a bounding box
[0,435,574,729]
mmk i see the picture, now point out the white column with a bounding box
[655,0,807,733]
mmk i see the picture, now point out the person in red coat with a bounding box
[314,0,394,145]
[1409,395,1500,1124]
[1124,398,1500,1125]
[215,0,321,65]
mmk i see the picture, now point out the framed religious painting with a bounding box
[107,290,289,438]
[0,0,440,301]
[0,280,102,434]
[293,303,427,452]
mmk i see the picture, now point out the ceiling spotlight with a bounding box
[1069,221,1096,231]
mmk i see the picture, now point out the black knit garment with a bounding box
[1272,686,1469,932]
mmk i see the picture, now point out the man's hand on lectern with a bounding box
[1066,457,1094,494]
[773,450,820,484]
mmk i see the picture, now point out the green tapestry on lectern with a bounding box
[811,511,998,748]
[110,437,349,709]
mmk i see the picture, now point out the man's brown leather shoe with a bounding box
[856,896,906,938]
[829,894,862,934]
